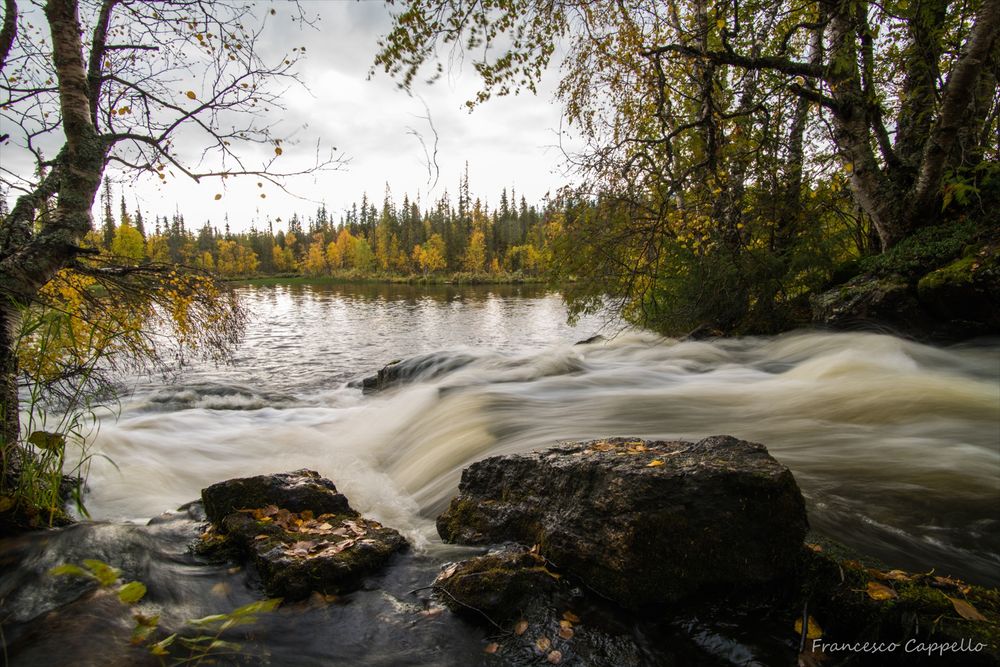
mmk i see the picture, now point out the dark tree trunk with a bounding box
[0,304,20,459]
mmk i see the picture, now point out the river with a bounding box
[2,282,998,665]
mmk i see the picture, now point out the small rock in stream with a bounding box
[199,469,406,600]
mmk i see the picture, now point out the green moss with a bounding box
[859,220,980,278]
[918,255,977,293]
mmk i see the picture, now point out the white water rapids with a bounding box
[76,284,1000,586]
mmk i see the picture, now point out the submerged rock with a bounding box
[434,545,561,622]
[437,436,808,608]
[352,351,477,394]
[199,470,406,600]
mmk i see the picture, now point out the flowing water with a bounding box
[2,283,998,665]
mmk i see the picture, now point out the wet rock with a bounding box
[810,273,930,334]
[201,469,351,523]
[795,539,1000,666]
[199,470,406,600]
[916,245,1000,337]
[438,436,808,608]
[434,545,561,622]
[352,351,477,394]
[574,335,606,346]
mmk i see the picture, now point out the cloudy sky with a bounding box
[123,1,573,233]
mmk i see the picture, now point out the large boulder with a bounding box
[199,470,406,600]
[437,436,808,608]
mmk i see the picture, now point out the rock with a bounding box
[810,273,931,334]
[201,469,351,523]
[199,470,406,600]
[916,245,1000,336]
[437,436,808,608]
[352,351,477,394]
[574,334,606,346]
[434,545,653,666]
[434,545,561,622]
[796,539,1000,666]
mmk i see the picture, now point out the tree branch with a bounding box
[641,43,833,81]
[86,0,118,126]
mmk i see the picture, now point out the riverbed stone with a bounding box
[437,435,808,608]
[353,351,478,393]
[199,470,406,600]
[201,469,352,522]
[434,545,562,622]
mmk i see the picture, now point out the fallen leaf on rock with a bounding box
[559,620,572,630]
[932,575,971,594]
[805,543,823,553]
[558,626,574,640]
[562,611,580,623]
[547,649,563,664]
[439,563,459,581]
[947,596,987,621]
[794,615,823,639]
[514,620,528,636]
[590,441,615,452]
[484,642,499,654]
[866,581,898,601]
[646,459,665,467]
[878,570,912,582]
[317,522,333,531]
[419,607,444,618]
[535,636,551,652]
[254,534,269,541]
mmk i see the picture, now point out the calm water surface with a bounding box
[3,282,998,665]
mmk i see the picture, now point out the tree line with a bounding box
[88,170,564,279]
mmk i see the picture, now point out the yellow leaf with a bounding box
[794,615,823,639]
[866,581,897,601]
[716,19,726,29]
[647,459,665,467]
[274,146,283,156]
[947,596,987,622]
[535,636,551,652]
[844,162,854,173]
[185,91,197,100]
[562,611,580,623]
[514,619,528,636]
[558,626,574,640]
[214,194,222,200]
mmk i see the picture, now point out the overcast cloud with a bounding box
[112,1,575,233]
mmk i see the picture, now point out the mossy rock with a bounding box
[916,244,1000,332]
[794,542,1000,664]
[199,470,407,600]
[434,545,562,622]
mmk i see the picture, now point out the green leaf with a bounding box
[149,633,177,656]
[27,430,66,452]
[118,581,147,604]
[82,559,120,586]
[188,613,228,626]
[49,564,91,579]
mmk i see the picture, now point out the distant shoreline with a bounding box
[228,273,550,287]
